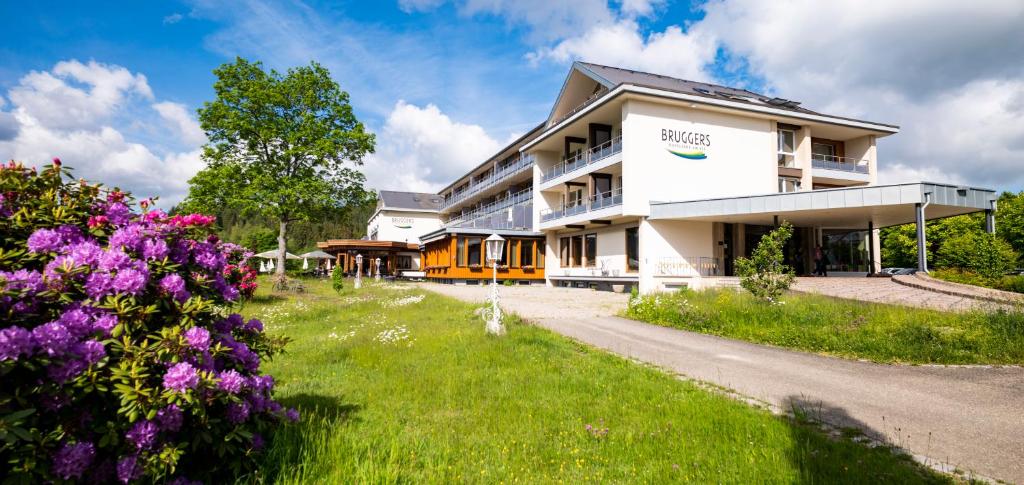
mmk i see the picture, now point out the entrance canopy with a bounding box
[649,182,996,228]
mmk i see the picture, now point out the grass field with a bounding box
[624,288,1024,365]
[246,278,954,483]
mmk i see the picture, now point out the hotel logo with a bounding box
[662,128,711,160]
[391,217,414,229]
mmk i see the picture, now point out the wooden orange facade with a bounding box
[317,239,420,276]
[422,234,545,282]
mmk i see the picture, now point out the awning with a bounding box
[298,250,333,259]
[253,249,301,260]
[649,182,996,228]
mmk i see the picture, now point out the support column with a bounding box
[867,221,875,274]
[915,203,928,272]
[985,209,996,234]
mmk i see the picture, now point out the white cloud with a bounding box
[528,20,717,82]
[619,0,665,17]
[0,61,206,207]
[163,13,184,24]
[153,102,207,146]
[363,101,502,192]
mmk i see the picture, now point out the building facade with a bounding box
[349,61,996,291]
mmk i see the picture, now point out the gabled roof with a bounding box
[548,61,898,130]
[378,190,442,212]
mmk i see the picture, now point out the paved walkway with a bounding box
[420,284,1024,483]
[791,276,1000,312]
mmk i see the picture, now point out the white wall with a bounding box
[366,209,441,244]
[544,222,637,280]
[620,99,776,216]
[638,219,715,293]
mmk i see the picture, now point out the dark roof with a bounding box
[574,62,898,129]
[378,190,442,212]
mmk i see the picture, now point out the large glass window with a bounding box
[777,129,796,167]
[626,227,639,271]
[778,177,801,193]
[536,242,545,269]
[823,230,870,273]
[570,235,583,267]
[584,234,597,267]
[456,237,466,266]
[509,240,520,267]
[812,142,835,161]
[560,237,570,266]
[466,237,482,266]
[520,240,534,267]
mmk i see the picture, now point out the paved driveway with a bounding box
[792,277,1000,312]
[420,283,1024,483]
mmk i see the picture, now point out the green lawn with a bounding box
[625,288,1024,365]
[245,278,953,483]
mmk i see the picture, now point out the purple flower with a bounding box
[67,240,103,266]
[183,326,210,351]
[84,272,114,299]
[163,362,200,393]
[192,242,224,270]
[105,202,132,226]
[112,267,149,295]
[214,314,244,333]
[169,239,190,264]
[1,269,45,294]
[92,314,118,336]
[110,225,146,252]
[59,308,94,338]
[32,322,73,356]
[226,401,250,424]
[221,336,260,372]
[126,420,158,450]
[52,441,95,480]
[98,249,133,272]
[156,404,183,432]
[116,454,142,483]
[76,340,106,365]
[250,433,265,450]
[243,318,264,333]
[221,284,239,302]
[159,274,190,303]
[48,359,88,383]
[167,477,202,485]
[27,228,62,253]
[217,369,245,394]
[0,326,33,361]
[248,374,274,393]
[286,407,300,423]
[43,255,84,282]
[141,238,169,261]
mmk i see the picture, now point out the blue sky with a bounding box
[1,1,1022,205]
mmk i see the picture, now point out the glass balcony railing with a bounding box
[441,154,535,210]
[539,187,622,223]
[541,136,622,184]
[811,155,869,174]
[445,188,533,227]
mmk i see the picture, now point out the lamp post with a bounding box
[374,257,382,282]
[484,234,506,335]
[355,254,363,289]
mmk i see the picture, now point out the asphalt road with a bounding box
[422,284,1024,483]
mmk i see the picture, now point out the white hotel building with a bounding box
[389,62,997,293]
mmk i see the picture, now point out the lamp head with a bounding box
[485,234,506,262]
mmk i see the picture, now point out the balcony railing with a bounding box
[811,155,869,174]
[441,154,536,210]
[540,187,622,223]
[445,188,532,227]
[541,136,622,183]
[654,256,722,277]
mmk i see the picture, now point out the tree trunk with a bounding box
[276,219,288,276]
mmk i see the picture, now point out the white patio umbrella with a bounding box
[253,249,301,260]
[302,258,309,270]
[268,259,275,271]
[258,261,267,273]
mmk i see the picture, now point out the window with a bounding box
[777,129,796,167]
[456,237,466,266]
[626,227,639,271]
[509,240,520,267]
[497,240,508,266]
[397,255,412,269]
[592,174,612,198]
[570,235,583,267]
[812,142,835,161]
[560,237,570,266]
[584,234,597,267]
[536,242,545,269]
[466,237,482,266]
[778,177,801,193]
[520,240,534,267]
[567,187,584,207]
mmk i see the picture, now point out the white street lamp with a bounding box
[484,234,506,335]
[374,257,382,281]
[355,254,363,289]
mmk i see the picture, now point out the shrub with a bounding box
[0,161,294,483]
[936,232,1017,279]
[734,222,795,302]
[331,264,344,293]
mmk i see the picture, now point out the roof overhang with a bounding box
[419,227,544,245]
[317,239,419,252]
[648,182,996,229]
[522,84,899,152]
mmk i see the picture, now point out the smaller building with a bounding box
[419,228,546,285]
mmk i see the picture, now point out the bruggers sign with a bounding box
[662,128,711,160]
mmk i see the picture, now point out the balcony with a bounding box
[653,256,722,277]
[441,154,536,210]
[811,155,869,174]
[541,136,622,184]
[540,187,622,223]
[445,188,533,229]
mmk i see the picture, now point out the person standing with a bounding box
[814,245,827,276]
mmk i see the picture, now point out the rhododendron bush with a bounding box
[0,161,292,483]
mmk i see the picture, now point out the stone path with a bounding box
[791,276,999,312]
[420,283,1024,483]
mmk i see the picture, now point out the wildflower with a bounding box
[0,326,33,361]
[160,274,190,302]
[92,314,118,336]
[126,420,159,450]
[32,321,73,357]
[217,369,245,394]
[109,224,146,252]
[27,228,62,253]
[98,249,132,272]
[163,362,200,393]
[182,326,210,351]
[105,202,132,226]
[141,238,169,260]
[112,267,149,295]
[52,441,95,480]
